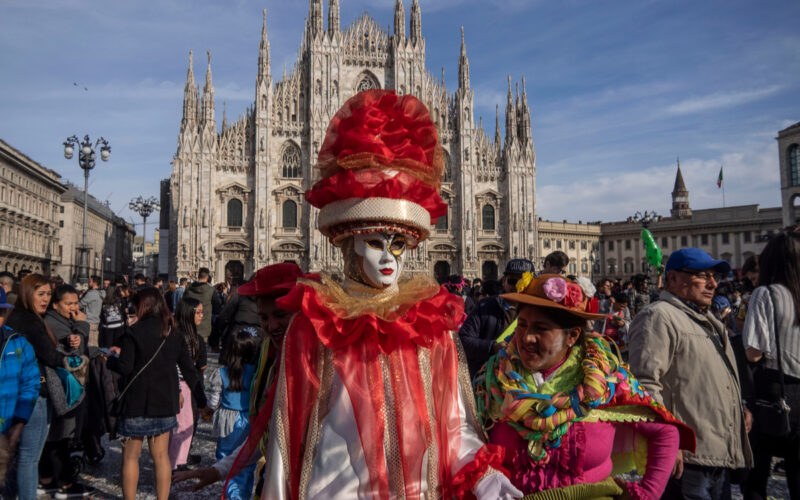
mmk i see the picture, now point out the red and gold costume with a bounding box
[260,91,510,499]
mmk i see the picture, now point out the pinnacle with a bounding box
[673,163,688,192]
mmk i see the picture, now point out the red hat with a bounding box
[305,90,447,248]
[237,262,303,298]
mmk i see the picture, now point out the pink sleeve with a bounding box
[624,421,679,500]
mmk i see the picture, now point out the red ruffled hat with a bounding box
[237,262,303,298]
[306,90,447,247]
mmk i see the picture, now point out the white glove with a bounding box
[473,472,523,500]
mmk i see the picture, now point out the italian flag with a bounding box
[717,166,723,188]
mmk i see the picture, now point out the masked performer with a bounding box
[261,90,521,500]
[476,273,696,500]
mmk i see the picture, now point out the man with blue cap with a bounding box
[628,248,753,500]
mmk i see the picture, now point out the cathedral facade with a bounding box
[168,0,537,283]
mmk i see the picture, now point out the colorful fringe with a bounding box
[476,333,658,462]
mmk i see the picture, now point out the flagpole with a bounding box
[722,178,726,207]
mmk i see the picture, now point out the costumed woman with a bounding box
[476,273,696,500]
[258,89,521,499]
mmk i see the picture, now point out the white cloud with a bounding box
[666,85,783,115]
[536,136,780,222]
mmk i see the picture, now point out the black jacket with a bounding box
[44,310,89,356]
[458,296,515,379]
[7,309,65,398]
[108,315,207,418]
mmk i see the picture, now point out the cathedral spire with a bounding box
[519,76,531,142]
[308,0,323,40]
[221,101,227,132]
[181,50,197,131]
[505,75,516,145]
[201,51,215,124]
[258,9,271,81]
[410,0,421,45]
[328,0,340,34]
[394,0,405,42]
[495,104,501,145]
[458,26,470,90]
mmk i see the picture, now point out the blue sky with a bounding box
[2,0,798,239]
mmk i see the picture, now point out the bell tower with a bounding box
[671,158,692,218]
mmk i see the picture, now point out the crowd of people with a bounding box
[0,89,798,500]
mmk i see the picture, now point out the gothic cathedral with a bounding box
[169,0,537,283]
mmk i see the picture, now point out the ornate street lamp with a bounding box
[632,210,658,228]
[129,196,160,277]
[64,135,111,285]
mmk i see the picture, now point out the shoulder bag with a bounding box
[751,286,792,437]
[110,332,168,418]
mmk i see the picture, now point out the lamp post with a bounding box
[129,196,160,277]
[632,210,658,228]
[63,135,110,285]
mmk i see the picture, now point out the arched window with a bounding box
[227,199,243,227]
[281,143,301,178]
[282,200,297,229]
[482,204,495,231]
[790,144,800,187]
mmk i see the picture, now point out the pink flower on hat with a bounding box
[542,278,567,303]
[563,283,584,308]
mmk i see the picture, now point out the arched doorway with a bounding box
[482,261,498,281]
[434,261,451,284]
[225,261,244,286]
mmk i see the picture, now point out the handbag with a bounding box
[110,333,168,418]
[751,286,792,437]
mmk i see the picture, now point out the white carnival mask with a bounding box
[352,232,406,289]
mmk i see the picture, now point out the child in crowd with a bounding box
[601,292,631,355]
[206,325,262,500]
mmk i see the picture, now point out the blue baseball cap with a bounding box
[0,288,13,309]
[665,248,731,276]
[712,295,731,311]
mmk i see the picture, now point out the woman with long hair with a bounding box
[167,297,207,470]
[743,225,800,499]
[4,274,61,499]
[40,284,94,497]
[108,287,207,500]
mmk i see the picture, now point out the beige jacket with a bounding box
[628,291,753,469]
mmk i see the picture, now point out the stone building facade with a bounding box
[537,220,602,277]
[539,164,784,283]
[0,139,65,276]
[57,184,135,282]
[168,0,537,283]
[778,121,800,227]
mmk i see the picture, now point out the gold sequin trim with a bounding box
[297,345,332,499]
[381,353,405,496]
[418,347,440,499]
[452,332,484,438]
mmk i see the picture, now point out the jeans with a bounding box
[5,396,51,500]
[662,464,731,500]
